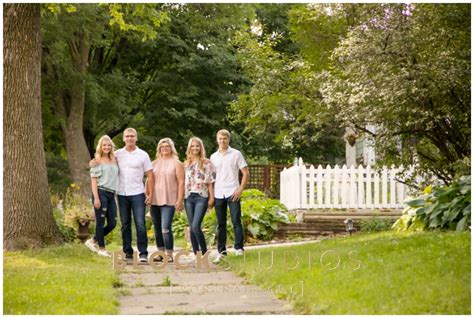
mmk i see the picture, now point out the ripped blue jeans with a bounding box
[93,189,117,248]
[150,205,175,252]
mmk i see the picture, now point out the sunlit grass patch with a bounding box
[4,243,120,314]
[225,231,470,314]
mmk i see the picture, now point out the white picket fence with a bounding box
[280,158,407,210]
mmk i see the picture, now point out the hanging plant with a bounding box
[344,131,359,147]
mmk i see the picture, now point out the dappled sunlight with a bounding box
[4,252,51,270]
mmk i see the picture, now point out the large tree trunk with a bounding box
[52,33,92,192]
[4,4,63,250]
[66,34,92,191]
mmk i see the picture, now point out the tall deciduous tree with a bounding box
[229,8,345,164]
[108,4,252,156]
[41,4,168,191]
[4,3,63,250]
[322,4,470,185]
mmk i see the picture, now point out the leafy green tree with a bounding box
[322,4,470,185]
[42,4,252,192]
[254,3,301,55]
[229,10,345,164]
[41,4,168,191]
[120,4,253,157]
[288,3,365,72]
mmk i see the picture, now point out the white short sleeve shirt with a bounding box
[116,147,153,196]
[210,146,248,198]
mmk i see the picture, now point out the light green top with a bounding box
[90,163,119,192]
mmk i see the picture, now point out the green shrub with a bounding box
[49,193,75,242]
[393,175,471,232]
[172,212,189,239]
[52,207,76,243]
[360,217,394,232]
[240,189,289,240]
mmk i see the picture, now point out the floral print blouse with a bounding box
[184,161,216,199]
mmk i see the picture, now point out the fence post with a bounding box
[382,166,388,208]
[333,164,340,209]
[349,165,356,208]
[397,165,405,208]
[280,168,288,208]
[300,158,307,209]
[374,170,380,208]
[390,165,397,208]
[341,165,348,209]
[316,165,323,208]
[325,164,332,208]
[366,165,372,209]
[292,164,300,209]
[309,165,315,208]
[357,165,365,208]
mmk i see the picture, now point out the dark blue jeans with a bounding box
[184,193,208,254]
[118,193,148,258]
[150,205,175,251]
[215,196,244,254]
[93,189,117,248]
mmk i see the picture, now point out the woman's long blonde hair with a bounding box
[184,137,207,171]
[155,138,179,161]
[95,135,116,160]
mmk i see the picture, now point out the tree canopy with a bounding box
[322,4,470,184]
[39,3,470,190]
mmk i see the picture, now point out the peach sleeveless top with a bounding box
[151,158,180,206]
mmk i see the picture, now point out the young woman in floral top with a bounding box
[183,137,216,256]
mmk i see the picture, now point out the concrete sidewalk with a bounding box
[117,241,324,314]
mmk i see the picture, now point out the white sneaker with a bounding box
[139,256,148,264]
[235,249,244,256]
[97,249,111,257]
[213,253,226,264]
[85,239,98,252]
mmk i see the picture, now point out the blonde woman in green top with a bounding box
[85,135,119,257]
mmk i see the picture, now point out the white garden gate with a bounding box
[280,158,408,210]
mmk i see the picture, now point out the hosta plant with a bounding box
[393,176,470,232]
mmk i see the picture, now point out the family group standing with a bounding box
[85,128,248,264]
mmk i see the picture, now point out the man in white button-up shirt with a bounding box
[92,128,154,263]
[210,129,249,262]
[115,128,154,263]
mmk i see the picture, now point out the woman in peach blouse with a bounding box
[150,138,184,263]
[183,137,215,256]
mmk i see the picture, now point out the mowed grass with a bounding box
[4,243,120,314]
[225,231,470,314]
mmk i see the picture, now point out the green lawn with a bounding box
[224,231,471,314]
[4,243,120,314]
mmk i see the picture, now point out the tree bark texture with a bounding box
[4,4,63,250]
[59,34,91,192]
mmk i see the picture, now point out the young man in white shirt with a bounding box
[90,128,154,263]
[210,129,249,262]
